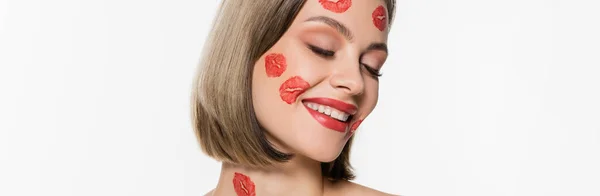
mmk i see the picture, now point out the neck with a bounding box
[211,155,329,196]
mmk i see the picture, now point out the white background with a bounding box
[1,0,599,195]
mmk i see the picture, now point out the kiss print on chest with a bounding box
[372,5,387,31]
[233,172,256,196]
[265,53,287,77]
[279,76,310,104]
[318,0,352,13]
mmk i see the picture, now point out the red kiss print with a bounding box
[318,0,352,13]
[279,76,310,104]
[350,119,363,135]
[233,172,256,196]
[372,5,387,31]
[265,53,287,77]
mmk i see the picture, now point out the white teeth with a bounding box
[331,110,339,119]
[305,102,350,122]
[341,114,349,121]
[308,103,318,110]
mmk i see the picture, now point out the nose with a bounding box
[329,62,365,96]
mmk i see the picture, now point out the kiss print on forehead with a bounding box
[265,53,287,77]
[372,5,387,31]
[318,0,352,13]
[233,172,256,196]
[279,76,310,104]
[349,119,363,136]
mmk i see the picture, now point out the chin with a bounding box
[302,145,345,163]
[312,152,343,163]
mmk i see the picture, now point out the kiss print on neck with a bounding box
[233,172,256,196]
[279,76,310,104]
[372,5,387,31]
[318,0,352,13]
[265,53,287,77]
[349,119,363,136]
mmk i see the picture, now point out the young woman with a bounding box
[191,0,396,195]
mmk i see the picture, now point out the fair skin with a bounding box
[209,0,392,195]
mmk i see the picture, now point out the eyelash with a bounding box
[308,45,335,58]
[361,63,383,78]
[308,44,383,78]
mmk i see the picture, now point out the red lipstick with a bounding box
[319,0,352,13]
[303,97,357,115]
[302,97,357,133]
[372,5,387,31]
[233,172,256,196]
[279,76,310,104]
[265,53,286,77]
[350,119,363,135]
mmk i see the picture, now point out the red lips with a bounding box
[279,76,310,104]
[265,53,287,77]
[233,172,255,196]
[303,97,357,115]
[318,0,352,13]
[372,5,387,31]
[304,104,348,133]
[302,97,357,133]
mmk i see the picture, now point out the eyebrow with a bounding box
[365,43,388,54]
[305,16,354,41]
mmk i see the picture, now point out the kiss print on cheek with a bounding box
[279,76,310,104]
[233,172,256,196]
[372,5,387,31]
[318,0,352,13]
[349,119,363,135]
[265,53,287,77]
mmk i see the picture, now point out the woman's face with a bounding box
[252,0,389,162]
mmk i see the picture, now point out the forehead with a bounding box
[292,0,389,43]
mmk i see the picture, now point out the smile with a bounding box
[305,102,350,122]
[302,97,357,133]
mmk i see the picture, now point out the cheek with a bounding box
[264,53,287,77]
[252,57,282,116]
[256,40,325,104]
[355,81,379,124]
[273,49,325,104]
[286,50,330,87]
[370,82,380,107]
[253,52,315,110]
[279,76,310,104]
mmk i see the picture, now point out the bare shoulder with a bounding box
[327,180,399,196]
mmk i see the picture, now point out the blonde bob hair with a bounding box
[191,0,395,181]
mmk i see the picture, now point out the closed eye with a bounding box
[308,45,335,58]
[361,63,383,78]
